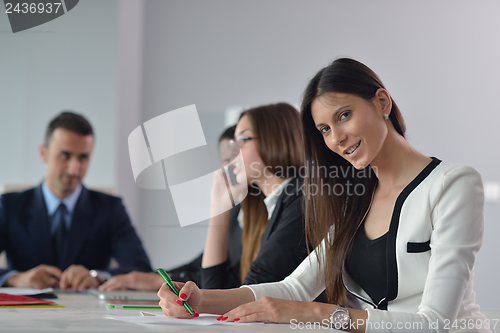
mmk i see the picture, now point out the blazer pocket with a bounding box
[407,240,431,253]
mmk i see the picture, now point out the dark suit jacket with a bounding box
[201,177,309,289]
[0,184,152,278]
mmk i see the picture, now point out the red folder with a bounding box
[0,293,56,306]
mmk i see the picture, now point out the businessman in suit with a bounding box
[0,112,152,290]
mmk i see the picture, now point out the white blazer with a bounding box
[243,159,490,333]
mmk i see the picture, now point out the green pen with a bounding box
[157,268,194,315]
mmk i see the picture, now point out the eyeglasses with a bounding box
[230,136,257,148]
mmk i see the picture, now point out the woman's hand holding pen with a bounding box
[158,287,336,325]
[158,281,202,318]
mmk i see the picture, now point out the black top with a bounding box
[343,158,442,310]
[168,253,203,284]
[345,222,388,305]
[201,177,310,289]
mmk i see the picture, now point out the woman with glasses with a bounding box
[158,59,489,332]
[201,103,314,292]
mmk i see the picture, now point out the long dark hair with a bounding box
[239,103,304,283]
[301,58,406,305]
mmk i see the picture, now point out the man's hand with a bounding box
[5,264,62,289]
[99,271,164,291]
[59,264,99,291]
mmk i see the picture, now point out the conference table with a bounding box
[0,291,339,332]
[2,291,498,332]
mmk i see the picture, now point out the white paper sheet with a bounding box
[106,312,262,326]
[0,287,54,295]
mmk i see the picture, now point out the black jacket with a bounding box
[0,185,152,278]
[201,177,309,289]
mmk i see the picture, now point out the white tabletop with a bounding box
[0,291,335,332]
[2,292,498,333]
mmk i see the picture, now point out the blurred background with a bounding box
[0,0,498,308]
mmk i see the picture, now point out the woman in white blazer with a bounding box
[158,58,490,333]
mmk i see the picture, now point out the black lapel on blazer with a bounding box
[262,177,302,241]
[61,186,93,269]
[25,185,56,266]
[381,158,441,310]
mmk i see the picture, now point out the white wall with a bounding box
[1,0,498,309]
[0,0,118,189]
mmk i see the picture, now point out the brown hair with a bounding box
[46,111,94,145]
[238,103,304,283]
[219,124,236,142]
[300,58,406,304]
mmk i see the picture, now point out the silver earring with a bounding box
[384,113,389,120]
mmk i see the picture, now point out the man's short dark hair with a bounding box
[45,111,94,145]
[218,125,236,142]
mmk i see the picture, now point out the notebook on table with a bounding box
[0,287,57,299]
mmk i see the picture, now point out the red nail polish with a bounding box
[176,300,182,305]
[234,318,240,322]
[222,316,228,321]
[179,293,187,300]
[194,313,199,317]
[217,316,223,321]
